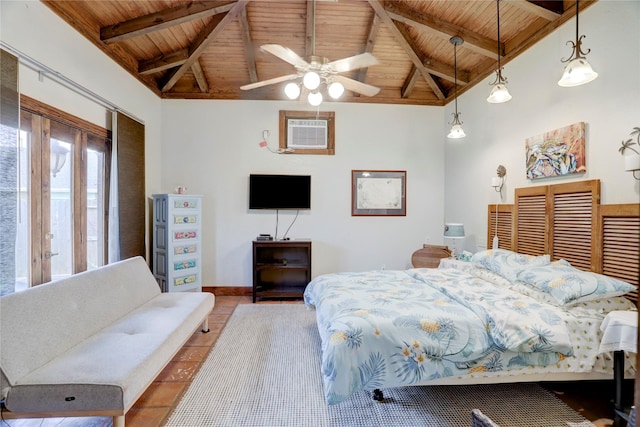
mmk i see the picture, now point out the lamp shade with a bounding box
[447,124,466,139]
[487,83,512,103]
[558,57,598,87]
[444,223,465,238]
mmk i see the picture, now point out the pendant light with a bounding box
[447,36,466,139]
[558,0,598,87]
[487,0,512,103]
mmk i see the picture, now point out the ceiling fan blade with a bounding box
[240,74,299,91]
[260,44,309,69]
[326,53,379,73]
[332,75,380,97]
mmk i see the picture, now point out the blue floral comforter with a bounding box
[303,268,574,404]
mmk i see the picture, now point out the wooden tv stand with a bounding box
[252,240,312,303]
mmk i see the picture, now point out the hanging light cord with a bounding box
[496,0,501,72]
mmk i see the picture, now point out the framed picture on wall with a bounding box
[351,170,406,216]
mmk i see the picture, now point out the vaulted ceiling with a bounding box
[43,0,593,106]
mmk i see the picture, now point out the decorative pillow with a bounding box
[471,249,550,282]
[517,260,636,306]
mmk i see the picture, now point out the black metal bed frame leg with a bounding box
[373,389,384,401]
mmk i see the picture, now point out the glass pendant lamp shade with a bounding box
[284,82,301,99]
[558,57,598,87]
[328,81,344,99]
[302,71,320,90]
[308,91,323,106]
[487,82,512,103]
[448,122,466,139]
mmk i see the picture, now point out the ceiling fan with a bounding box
[240,44,381,105]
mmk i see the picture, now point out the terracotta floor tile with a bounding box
[172,345,211,362]
[134,381,187,407]
[125,407,171,427]
[155,360,200,382]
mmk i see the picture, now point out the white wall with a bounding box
[444,0,640,253]
[160,100,444,285]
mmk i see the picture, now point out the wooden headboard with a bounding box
[487,179,640,299]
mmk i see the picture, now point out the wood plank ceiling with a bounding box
[42,0,593,106]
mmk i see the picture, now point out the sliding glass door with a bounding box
[4,102,110,293]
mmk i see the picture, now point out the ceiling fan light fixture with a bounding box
[284,82,301,99]
[308,91,323,106]
[558,0,598,87]
[303,71,321,90]
[328,81,344,99]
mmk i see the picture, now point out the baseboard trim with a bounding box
[204,286,252,296]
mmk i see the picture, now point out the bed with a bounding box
[304,180,639,405]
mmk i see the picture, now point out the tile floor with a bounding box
[0,295,629,427]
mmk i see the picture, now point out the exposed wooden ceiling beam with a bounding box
[100,0,237,44]
[138,49,188,75]
[306,0,316,57]
[239,7,258,83]
[353,13,381,96]
[384,2,499,60]
[505,0,562,21]
[401,65,420,98]
[161,1,248,93]
[367,0,445,100]
[191,61,209,93]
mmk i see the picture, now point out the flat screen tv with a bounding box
[249,174,311,210]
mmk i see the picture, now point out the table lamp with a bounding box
[444,223,465,259]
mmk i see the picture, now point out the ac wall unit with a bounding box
[287,118,328,149]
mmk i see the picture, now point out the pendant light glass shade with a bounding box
[558,57,598,87]
[487,81,512,103]
[448,123,466,139]
[558,0,597,87]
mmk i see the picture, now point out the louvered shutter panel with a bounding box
[600,204,640,302]
[487,204,514,251]
[549,180,599,271]
[515,188,547,256]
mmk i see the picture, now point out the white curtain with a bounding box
[108,112,119,263]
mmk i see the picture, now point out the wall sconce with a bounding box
[443,223,465,259]
[619,127,640,180]
[51,140,69,178]
[558,0,598,87]
[491,165,507,192]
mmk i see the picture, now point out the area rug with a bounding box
[165,304,594,427]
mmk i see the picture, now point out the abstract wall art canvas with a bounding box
[525,122,586,180]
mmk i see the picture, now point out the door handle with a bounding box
[44,251,59,259]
